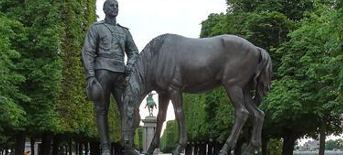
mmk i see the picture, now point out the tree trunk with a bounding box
[319,125,326,155]
[15,133,25,155]
[199,142,206,155]
[282,135,297,155]
[185,143,192,155]
[262,138,268,155]
[74,139,79,155]
[90,142,100,155]
[75,141,78,155]
[78,141,83,155]
[207,141,214,155]
[111,143,114,155]
[68,138,72,155]
[85,142,89,155]
[52,135,60,155]
[30,137,35,155]
[40,134,53,155]
[193,142,199,155]
[64,145,68,155]
[115,143,123,155]
[113,143,118,155]
[214,142,222,155]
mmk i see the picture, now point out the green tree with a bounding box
[56,0,98,139]
[160,120,179,153]
[267,139,282,155]
[325,139,343,150]
[0,0,110,153]
[263,3,343,154]
[183,94,209,142]
[227,0,314,20]
[0,14,27,149]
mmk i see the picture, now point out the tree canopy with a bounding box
[0,0,122,153]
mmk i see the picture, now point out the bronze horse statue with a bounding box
[121,34,272,155]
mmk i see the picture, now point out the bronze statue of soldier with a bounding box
[81,0,139,154]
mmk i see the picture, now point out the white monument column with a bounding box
[142,116,157,154]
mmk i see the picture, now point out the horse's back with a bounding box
[158,34,260,71]
[160,34,258,58]
[150,34,261,92]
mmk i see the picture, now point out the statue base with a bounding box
[142,116,157,154]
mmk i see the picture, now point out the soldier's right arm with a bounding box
[82,25,99,79]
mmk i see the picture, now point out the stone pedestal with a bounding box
[142,116,158,154]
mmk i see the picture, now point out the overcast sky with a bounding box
[96,0,227,50]
[95,0,227,129]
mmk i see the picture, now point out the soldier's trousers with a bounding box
[94,70,126,150]
[94,70,125,149]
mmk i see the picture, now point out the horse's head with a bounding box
[121,83,136,149]
[121,55,152,152]
[121,72,144,150]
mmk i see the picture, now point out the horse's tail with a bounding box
[253,47,272,106]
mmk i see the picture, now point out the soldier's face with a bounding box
[104,0,118,17]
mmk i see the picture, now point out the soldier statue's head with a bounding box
[103,0,119,17]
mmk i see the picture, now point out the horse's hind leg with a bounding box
[243,90,264,154]
[219,85,249,155]
[146,93,169,155]
[170,89,187,155]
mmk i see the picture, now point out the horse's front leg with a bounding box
[146,93,169,155]
[170,89,187,155]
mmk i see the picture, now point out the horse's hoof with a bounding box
[123,149,140,155]
[218,150,230,155]
[243,144,259,155]
[242,150,258,155]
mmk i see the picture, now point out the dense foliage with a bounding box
[0,14,27,149]
[0,0,122,153]
[325,139,343,150]
[160,120,179,153]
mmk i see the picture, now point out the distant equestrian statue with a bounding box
[121,34,272,155]
[145,93,157,116]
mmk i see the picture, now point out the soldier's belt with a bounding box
[97,53,116,58]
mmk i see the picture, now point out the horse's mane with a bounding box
[130,33,169,77]
[139,34,169,60]
[125,34,169,107]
